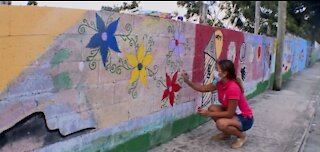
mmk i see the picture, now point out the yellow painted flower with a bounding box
[126,43,153,86]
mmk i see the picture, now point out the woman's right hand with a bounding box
[181,70,189,82]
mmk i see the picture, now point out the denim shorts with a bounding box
[236,115,254,132]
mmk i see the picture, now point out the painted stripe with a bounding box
[202,52,216,107]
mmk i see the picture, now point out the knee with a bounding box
[212,116,218,122]
[208,105,220,112]
[216,120,228,131]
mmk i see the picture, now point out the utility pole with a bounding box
[273,1,287,91]
[267,21,271,35]
[199,1,208,24]
[254,1,261,34]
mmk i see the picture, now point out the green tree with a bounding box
[121,1,139,10]
[228,1,320,42]
[288,1,320,42]
[225,1,278,36]
[101,1,139,13]
[177,1,227,27]
[177,1,201,20]
[27,1,37,6]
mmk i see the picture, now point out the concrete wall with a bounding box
[310,41,320,65]
[0,6,319,152]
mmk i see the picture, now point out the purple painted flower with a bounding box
[169,29,185,57]
[86,13,121,67]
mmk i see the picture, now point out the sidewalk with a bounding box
[149,62,320,152]
[301,96,320,152]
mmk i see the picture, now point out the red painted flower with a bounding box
[162,71,181,106]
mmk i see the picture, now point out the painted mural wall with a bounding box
[283,34,307,75]
[310,41,320,65]
[280,34,320,81]
[0,6,319,152]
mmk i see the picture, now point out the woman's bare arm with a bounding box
[184,79,216,92]
[181,70,216,92]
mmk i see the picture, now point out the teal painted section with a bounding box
[52,72,72,91]
[50,48,70,68]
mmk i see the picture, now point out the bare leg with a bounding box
[216,117,247,148]
[216,117,245,138]
[207,105,224,122]
[208,105,231,140]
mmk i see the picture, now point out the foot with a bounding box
[210,132,231,141]
[231,136,247,149]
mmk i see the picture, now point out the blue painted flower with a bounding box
[86,13,121,67]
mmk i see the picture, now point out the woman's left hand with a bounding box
[197,108,210,117]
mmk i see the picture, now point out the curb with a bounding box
[296,81,320,152]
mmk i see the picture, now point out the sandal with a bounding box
[210,132,231,141]
[231,136,247,149]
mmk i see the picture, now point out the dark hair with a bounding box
[218,59,237,80]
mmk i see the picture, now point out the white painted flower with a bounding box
[227,42,236,62]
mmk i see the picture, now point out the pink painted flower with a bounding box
[169,29,185,57]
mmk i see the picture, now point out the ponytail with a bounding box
[236,77,245,93]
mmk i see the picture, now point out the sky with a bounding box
[10,1,235,27]
[11,1,187,16]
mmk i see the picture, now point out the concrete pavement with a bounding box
[148,62,320,152]
[300,80,320,152]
